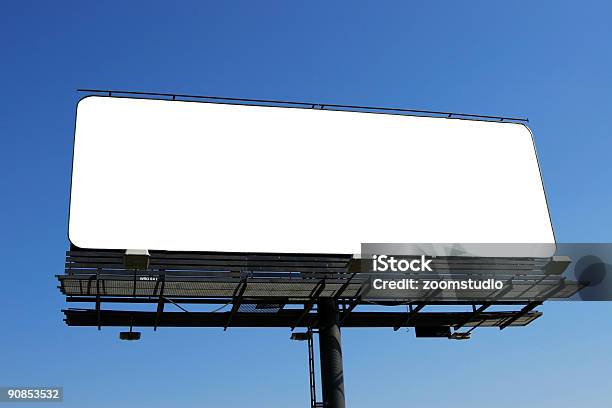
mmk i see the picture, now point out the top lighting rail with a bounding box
[76,89,529,124]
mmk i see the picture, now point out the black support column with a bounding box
[317,298,345,408]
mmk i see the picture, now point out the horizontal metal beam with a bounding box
[64,296,533,307]
[63,309,542,329]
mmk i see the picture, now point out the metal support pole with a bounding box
[317,298,345,408]
[307,330,317,408]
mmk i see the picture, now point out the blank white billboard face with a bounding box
[69,96,554,254]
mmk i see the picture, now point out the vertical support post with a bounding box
[317,298,345,408]
[307,330,316,408]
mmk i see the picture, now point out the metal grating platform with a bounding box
[59,250,583,301]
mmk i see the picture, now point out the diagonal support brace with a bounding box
[454,302,492,331]
[224,279,248,331]
[393,303,426,331]
[499,301,542,330]
[291,279,326,330]
[153,275,166,331]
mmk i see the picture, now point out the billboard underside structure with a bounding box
[59,90,580,338]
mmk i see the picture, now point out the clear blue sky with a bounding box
[1,1,611,407]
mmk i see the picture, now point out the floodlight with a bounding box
[119,331,141,341]
[414,326,451,338]
[449,332,471,341]
[123,249,150,270]
[290,332,311,341]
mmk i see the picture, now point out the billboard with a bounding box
[68,96,554,254]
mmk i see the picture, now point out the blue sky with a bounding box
[1,1,611,407]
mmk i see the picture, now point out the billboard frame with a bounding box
[61,89,569,408]
[67,89,555,253]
